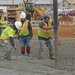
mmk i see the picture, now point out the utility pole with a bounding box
[53,0,58,68]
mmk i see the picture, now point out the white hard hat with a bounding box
[15,21,22,29]
[20,12,26,18]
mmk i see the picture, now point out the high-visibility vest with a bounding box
[38,20,52,38]
[19,20,29,36]
[1,27,16,40]
[0,15,6,28]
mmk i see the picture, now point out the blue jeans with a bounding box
[38,38,54,59]
[19,36,31,54]
[19,36,31,47]
[39,38,53,52]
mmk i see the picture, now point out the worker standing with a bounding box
[19,12,33,56]
[1,21,22,60]
[0,9,7,46]
[38,15,55,60]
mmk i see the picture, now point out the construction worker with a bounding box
[38,15,55,60]
[1,21,22,60]
[19,12,33,56]
[0,9,7,46]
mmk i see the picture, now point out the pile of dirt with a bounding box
[58,16,74,22]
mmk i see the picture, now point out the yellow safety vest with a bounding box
[38,20,52,38]
[19,20,29,36]
[0,15,6,28]
[1,27,16,40]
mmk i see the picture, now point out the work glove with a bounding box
[29,36,32,40]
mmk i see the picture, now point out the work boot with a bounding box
[4,54,11,60]
[6,56,11,60]
[4,50,12,60]
[50,55,55,60]
[21,51,25,55]
[49,50,55,60]
[26,50,30,56]
[39,50,42,59]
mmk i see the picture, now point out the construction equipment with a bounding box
[16,0,45,20]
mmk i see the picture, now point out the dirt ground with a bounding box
[0,25,75,75]
[33,25,75,38]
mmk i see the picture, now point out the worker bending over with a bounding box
[1,21,22,60]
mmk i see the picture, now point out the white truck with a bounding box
[58,7,73,16]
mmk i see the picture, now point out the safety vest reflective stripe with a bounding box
[19,20,29,36]
[38,20,52,38]
[1,27,15,40]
